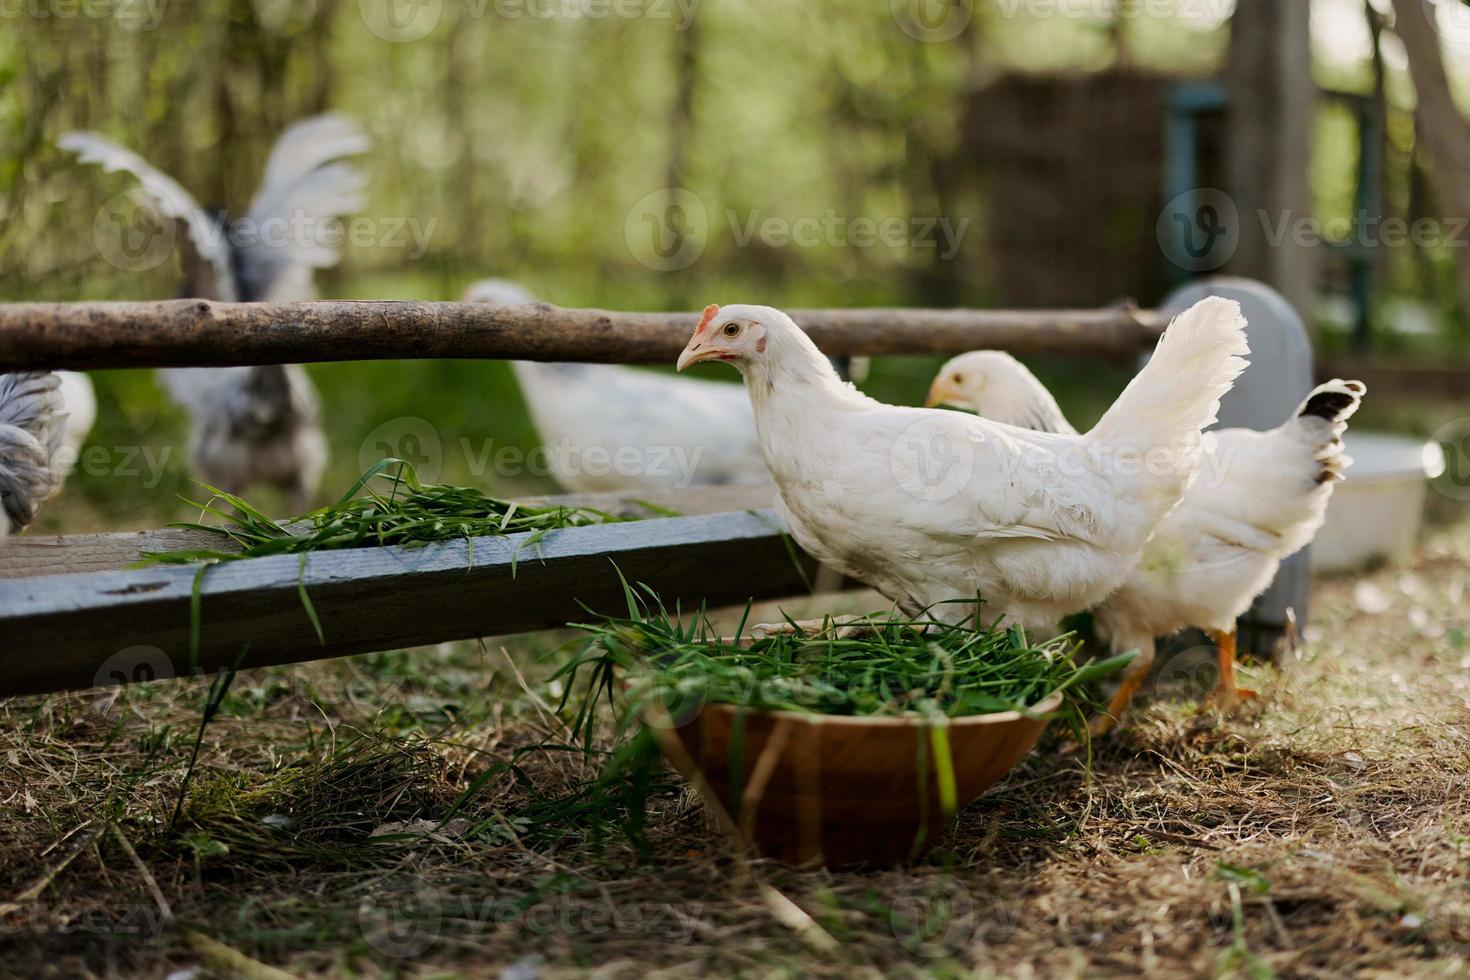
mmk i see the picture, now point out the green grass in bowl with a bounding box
[561,582,1134,724]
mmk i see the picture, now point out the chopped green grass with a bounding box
[559,584,1136,725]
[539,582,1136,850]
[139,458,626,565]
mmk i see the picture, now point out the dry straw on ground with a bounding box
[2,515,1468,978]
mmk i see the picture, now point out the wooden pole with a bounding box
[1225,0,1317,320]
[0,300,1165,371]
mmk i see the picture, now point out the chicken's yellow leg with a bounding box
[1208,629,1258,712]
[1087,673,1146,739]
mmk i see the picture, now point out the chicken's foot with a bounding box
[1208,629,1258,713]
[1084,672,1146,740]
[748,616,876,641]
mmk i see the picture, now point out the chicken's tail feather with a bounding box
[1086,296,1250,513]
[1292,378,1365,485]
[1298,379,1365,423]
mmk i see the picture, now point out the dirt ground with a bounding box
[2,509,1468,979]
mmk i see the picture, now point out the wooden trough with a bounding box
[0,486,811,697]
[0,281,1312,697]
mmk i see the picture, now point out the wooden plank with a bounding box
[0,484,776,579]
[0,528,235,580]
[0,509,824,698]
[0,300,1165,371]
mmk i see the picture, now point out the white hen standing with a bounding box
[677,299,1249,629]
[60,116,368,506]
[0,372,69,541]
[926,350,1364,732]
[463,280,769,493]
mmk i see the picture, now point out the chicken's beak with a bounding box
[677,339,719,372]
[924,380,954,408]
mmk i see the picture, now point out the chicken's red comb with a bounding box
[695,303,720,334]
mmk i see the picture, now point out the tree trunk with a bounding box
[1389,0,1470,322]
[1225,0,1317,320]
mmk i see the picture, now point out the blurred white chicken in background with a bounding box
[53,370,96,464]
[0,372,70,541]
[463,279,769,493]
[927,350,1365,733]
[677,298,1249,631]
[59,115,369,507]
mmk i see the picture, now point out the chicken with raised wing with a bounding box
[60,115,369,506]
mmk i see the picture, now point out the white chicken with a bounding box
[53,371,96,464]
[926,349,1364,732]
[60,115,369,506]
[676,298,1249,630]
[0,372,69,541]
[463,280,770,493]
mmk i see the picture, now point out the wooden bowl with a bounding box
[647,693,1061,866]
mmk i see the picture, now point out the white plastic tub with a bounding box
[1311,432,1445,573]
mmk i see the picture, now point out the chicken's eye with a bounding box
[722,323,741,338]
[952,373,964,384]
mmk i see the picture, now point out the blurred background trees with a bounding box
[2,0,1467,527]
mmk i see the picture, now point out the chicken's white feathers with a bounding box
[54,371,96,460]
[240,115,370,301]
[705,300,1251,628]
[57,130,234,296]
[464,280,768,493]
[0,372,68,538]
[1176,378,1364,576]
[932,350,1076,435]
[185,364,326,507]
[1086,296,1249,522]
[929,351,1364,642]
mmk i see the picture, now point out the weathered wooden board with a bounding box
[0,300,1165,371]
[0,509,825,698]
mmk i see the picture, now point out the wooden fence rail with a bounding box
[0,486,835,697]
[0,280,1314,694]
[0,300,1165,371]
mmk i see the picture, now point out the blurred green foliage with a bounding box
[0,1,1464,533]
